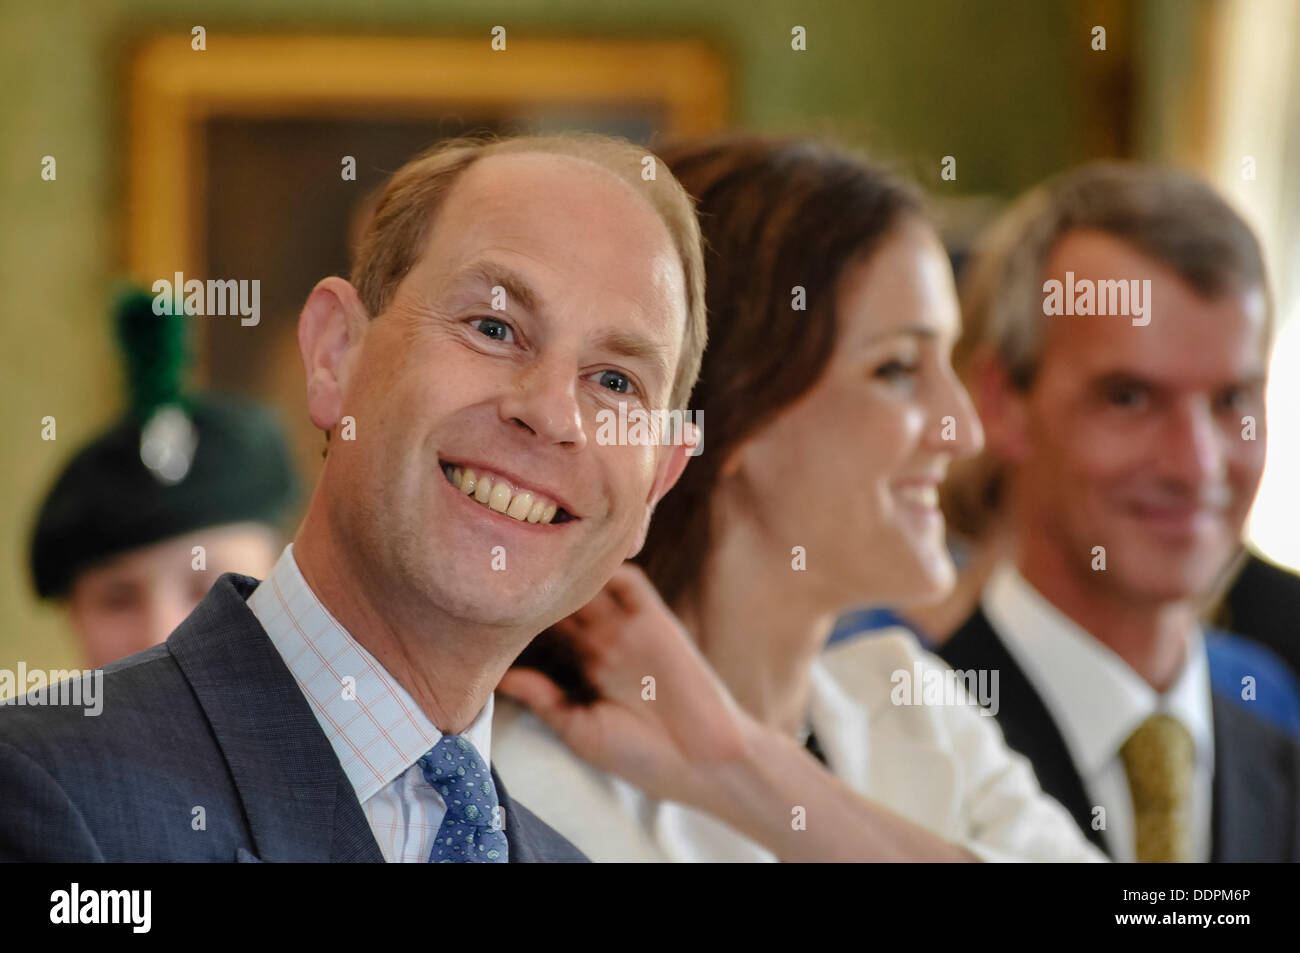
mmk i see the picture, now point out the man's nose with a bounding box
[1159,398,1226,488]
[498,356,588,451]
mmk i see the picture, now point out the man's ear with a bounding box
[299,277,370,434]
[971,349,1032,465]
[624,423,698,559]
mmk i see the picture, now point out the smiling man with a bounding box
[0,134,706,862]
[939,162,1300,862]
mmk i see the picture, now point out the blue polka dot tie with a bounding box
[418,735,509,863]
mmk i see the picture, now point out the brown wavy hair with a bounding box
[633,135,923,609]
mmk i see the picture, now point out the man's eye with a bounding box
[593,369,635,394]
[1106,385,1148,410]
[470,317,514,342]
[1214,386,1252,413]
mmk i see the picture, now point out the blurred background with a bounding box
[2,0,1298,673]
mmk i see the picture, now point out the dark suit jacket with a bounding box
[0,574,587,863]
[940,608,1300,861]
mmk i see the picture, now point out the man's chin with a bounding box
[387,557,550,629]
[1110,554,1225,607]
[441,583,562,629]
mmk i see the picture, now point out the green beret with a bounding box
[29,287,298,598]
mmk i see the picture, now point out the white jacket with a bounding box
[492,629,1107,862]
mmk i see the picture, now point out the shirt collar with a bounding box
[982,563,1213,777]
[246,543,494,805]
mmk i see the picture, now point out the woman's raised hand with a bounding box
[498,563,757,810]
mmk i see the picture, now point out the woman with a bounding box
[496,136,1102,861]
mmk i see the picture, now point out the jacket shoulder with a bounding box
[0,643,198,760]
[0,578,269,860]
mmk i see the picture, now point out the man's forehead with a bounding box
[437,151,660,240]
[1041,312,1267,390]
[1045,229,1267,319]
[422,155,684,320]
[1041,233,1268,371]
[1046,229,1170,278]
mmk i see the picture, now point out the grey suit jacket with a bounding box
[0,573,587,863]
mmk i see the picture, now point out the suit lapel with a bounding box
[168,574,383,863]
[493,767,541,863]
[941,609,1111,856]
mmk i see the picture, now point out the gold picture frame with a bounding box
[126,33,730,282]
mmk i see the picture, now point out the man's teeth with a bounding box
[443,464,561,524]
[897,485,940,508]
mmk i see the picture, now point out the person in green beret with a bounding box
[29,288,298,667]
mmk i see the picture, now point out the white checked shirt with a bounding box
[247,543,494,863]
[983,565,1214,862]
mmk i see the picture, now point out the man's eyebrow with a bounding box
[1089,369,1268,392]
[1228,372,1268,390]
[592,329,673,392]
[1089,370,1157,389]
[446,262,542,315]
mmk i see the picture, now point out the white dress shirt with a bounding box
[982,564,1214,862]
[247,544,494,863]
[492,628,1106,862]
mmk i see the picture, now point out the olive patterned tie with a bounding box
[1119,713,1194,863]
[418,735,509,863]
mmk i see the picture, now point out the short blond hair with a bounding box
[350,133,707,413]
